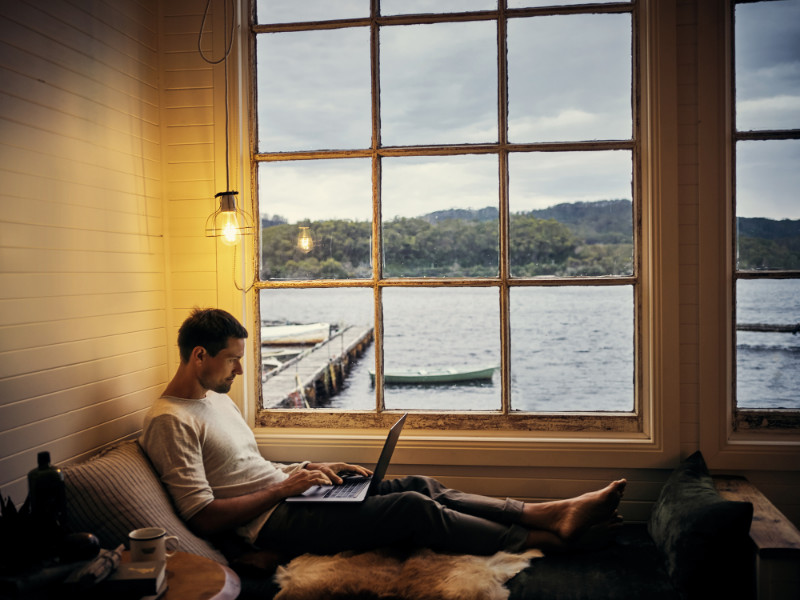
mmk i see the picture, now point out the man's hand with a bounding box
[189,468,340,535]
[277,469,336,497]
[304,462,373,485]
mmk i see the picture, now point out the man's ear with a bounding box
[190,346,206,363]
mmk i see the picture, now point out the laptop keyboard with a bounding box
[326,477,369,498]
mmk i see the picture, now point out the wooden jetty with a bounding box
[737,323,800,334]
[262,325,374,409]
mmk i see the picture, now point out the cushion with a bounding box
[647,451,754,599]
[507,524,680,600]
[62,439,227,564]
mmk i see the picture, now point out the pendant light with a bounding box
[200,0,253,247]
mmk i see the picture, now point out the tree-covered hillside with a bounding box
[260,201,799,279]
[738,217,800,270]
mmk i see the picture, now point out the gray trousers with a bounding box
[257,475,529,557]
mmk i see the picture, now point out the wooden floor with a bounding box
[262,326,374,409]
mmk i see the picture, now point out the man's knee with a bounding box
[389,474,445,495]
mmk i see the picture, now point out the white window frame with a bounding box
[697,0,800,471]
[248,0,682,470]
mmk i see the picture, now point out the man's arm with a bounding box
[188,467,341,536]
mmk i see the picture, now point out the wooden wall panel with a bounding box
[0,0,169,504]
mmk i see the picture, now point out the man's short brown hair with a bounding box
[177,308,248,362]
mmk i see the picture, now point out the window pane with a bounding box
[382,288,500,411]
[381,0,495,15]
[380,21,497,146]
[256,0,368,24]
[259,159,372,280]
[382,155,499,277]
[260,288,375,409]
[509,150,633,277]
[735,0,800,132]
[510,286,634,411]
[508,13,632,143]
[256,29,371,151]
[736,279,800,409]
[736,140,800,271]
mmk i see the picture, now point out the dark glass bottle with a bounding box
[27,451,66,542]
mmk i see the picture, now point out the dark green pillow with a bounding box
[648,451,753,599]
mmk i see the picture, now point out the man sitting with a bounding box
[140,308,626,558]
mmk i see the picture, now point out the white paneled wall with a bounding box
[0,0,169,504]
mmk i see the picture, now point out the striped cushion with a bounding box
[63,439,227,564]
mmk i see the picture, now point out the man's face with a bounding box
[198,337,245,394]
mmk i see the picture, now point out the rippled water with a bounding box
[259,279,798,411]
[736,279,800,409]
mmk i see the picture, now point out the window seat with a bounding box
[61,442,798,600]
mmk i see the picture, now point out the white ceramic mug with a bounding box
[129,527,179,562]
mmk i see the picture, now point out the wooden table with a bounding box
[123,551,240,600]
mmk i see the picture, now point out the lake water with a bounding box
[260,279,799,411]
[737,279,800,409]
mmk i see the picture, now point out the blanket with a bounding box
[273,547,543,600]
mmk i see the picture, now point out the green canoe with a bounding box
[369,365,498,385]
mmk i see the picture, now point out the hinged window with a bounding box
[251,1,643,432]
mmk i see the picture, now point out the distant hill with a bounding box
[737,217,800,270]
[261,214,288,228]
[738,217,800,240]
[422,199,633,244]
[528,199,632,244]
[422,207,499,224]
[421,202,800,251]
[261,200,799,277]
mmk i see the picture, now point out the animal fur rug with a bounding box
[273,547,543,600]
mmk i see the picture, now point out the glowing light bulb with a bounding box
[220,210,240,246]
[297,226,313,253]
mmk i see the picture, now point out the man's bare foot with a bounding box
[525,529,567,553]
[521,479,627,543]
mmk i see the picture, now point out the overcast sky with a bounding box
[255,1,799,222]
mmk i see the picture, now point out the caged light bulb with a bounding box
[205,191,248,247]
[220,210,241,246]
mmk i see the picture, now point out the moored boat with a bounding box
[369,365,498,385]
[261,322,330,345]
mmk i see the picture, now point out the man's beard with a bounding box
[213,380,233,394]
[199,374,233,394]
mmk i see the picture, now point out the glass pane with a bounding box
[736,279,800,409]
[510,286,634,411]
[380,21,497,146]
[260,289,375,409]
[735,0,800,132]
[256,29,371,152]
[259,159,372,280]
[256,0,368,24]
[382,288,500,410]
[381,0,495,15]
[509,0,627,6]
[509,150,633,277]
[508,13,632,143]
[736,140,800,271]
[382,155,499,277]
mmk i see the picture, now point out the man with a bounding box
[140,308,626,559]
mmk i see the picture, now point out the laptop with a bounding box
[284,413,407,503]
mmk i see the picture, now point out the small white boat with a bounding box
[261,322,330,345]
[369,365,498,385]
